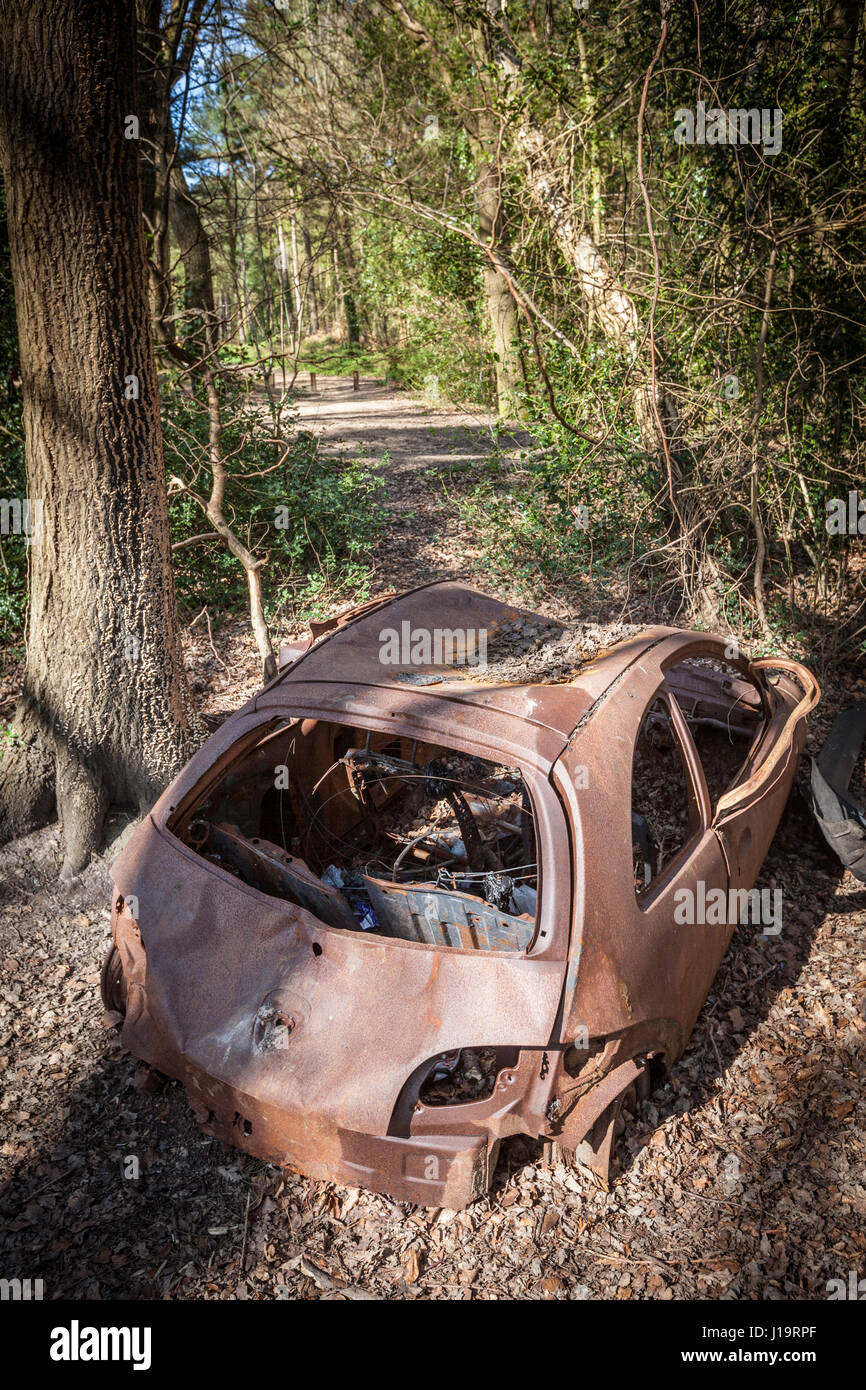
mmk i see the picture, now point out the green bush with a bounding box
[162,372,385,629]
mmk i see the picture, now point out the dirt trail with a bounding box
[291,372,531,593]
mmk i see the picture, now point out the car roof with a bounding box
[259,581,676,747]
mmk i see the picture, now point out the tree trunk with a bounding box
[0,0,202,876]
[338,216,362,344]
[375,0,526,416]
[475,114,526,420]
[135,0,173,342]
[303,226,319,335]
[289,207,303,334]
[169,160,216,350]
[331,243,348,340]
[517,123,677,456]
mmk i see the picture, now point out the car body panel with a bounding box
[108,583,819,1206]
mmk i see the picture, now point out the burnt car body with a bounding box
[105,582,819,1208]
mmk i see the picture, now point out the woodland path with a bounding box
[289,371,532,593]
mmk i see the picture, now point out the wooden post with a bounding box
[309,372,317,394]
[353,370,359,391]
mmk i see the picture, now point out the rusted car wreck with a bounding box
[104,583,819,1207]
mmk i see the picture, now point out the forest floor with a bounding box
[1,374,865,1301]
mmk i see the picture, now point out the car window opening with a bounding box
[631,661,770,892]
[664,657,766,813]
[631,697,700,893]
[169,720,538,953]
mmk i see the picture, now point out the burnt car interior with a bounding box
[632,658,768,891]
[168,720,539,955]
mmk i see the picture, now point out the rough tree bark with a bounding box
[136,0,173,341]
[0,0,202,876]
